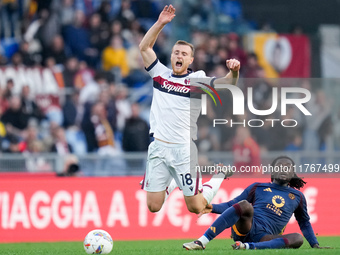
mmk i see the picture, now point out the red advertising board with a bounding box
[0,176,339,243]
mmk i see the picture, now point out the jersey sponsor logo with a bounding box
[153,76,191,97]
[161,80,190,93]
[272,195,285,208]
[288,193,295,200]
[264,188,272,192]
[266,204,283,216]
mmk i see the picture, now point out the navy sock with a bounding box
[248,238,289,249]
[204,204,242,241]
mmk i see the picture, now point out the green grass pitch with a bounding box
[0,237,339,255]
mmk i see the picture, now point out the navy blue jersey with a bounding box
[212,182,318,247]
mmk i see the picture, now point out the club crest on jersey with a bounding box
[184,78,190,85]
[288,193,295,200]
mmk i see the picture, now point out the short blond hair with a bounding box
[173,40,195,57]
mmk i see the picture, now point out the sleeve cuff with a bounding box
[211,203,227,214]
[210,77,217,87]
[145,59,158,72]
[211,204,218,214]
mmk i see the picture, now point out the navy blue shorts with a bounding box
[231,218,269,243]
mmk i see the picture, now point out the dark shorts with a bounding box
[231,218,269,243]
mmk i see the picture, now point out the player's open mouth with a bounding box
[176,61,182,67]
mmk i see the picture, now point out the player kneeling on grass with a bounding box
[183,156,330,250]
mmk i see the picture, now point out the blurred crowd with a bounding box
[0,0,168,158]
[0,0,334,172]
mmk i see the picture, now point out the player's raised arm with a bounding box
[214,59,240,87]
[139,5,176,68]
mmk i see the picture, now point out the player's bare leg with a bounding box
[184,165,233,214]
[147,191,166,212]
[233,200,254,234]
[184,193,209,214]
[146,179,177,212]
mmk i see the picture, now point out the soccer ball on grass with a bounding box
[83,229,113,254]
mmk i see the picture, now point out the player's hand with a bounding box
[226,59,241,72]
[158,5,176,25]
[312,244,332,249]
[198,204,213,218]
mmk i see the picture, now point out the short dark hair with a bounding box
[270,156,306,190]
[173,40,195,57]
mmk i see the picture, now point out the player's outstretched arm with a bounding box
[139,5,176,68]
[214,59,240,87]
[294,193,331,248]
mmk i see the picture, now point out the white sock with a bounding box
[164,179,177,202]
[245,243,250,250]
[202,174,225,204]
[198,235,210,247]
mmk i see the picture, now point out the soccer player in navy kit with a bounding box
[184,156,329,250]
[139,4,240,215]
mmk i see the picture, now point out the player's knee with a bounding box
[238,200,254,215]
[147,202,162,213]
[186,204,202,214]
[290,233,304,248]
